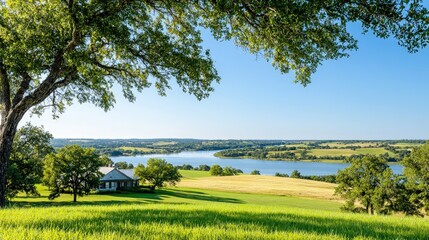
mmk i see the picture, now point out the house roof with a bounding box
[99,167,139,181]
[99,167,115,175]
[119,169,138,180]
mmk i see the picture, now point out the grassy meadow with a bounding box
[2,172,428,239]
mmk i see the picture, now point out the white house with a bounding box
[98,167,139,191]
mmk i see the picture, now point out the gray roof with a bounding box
[99,167,139,181]
[119,169,139,180]
[99,167,115,175]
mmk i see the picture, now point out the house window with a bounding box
[111,182,116,188]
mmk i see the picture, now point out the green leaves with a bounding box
[134,158,181,190]
[335,155,394,214]
[403,142,429,212]
[1,0,427,117]
[42,145,103,202]
[6,123,53,199]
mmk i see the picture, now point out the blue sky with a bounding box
[22,24,429,139]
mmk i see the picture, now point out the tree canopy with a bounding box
[335,155,395,215]
[1,0,429,207]
[6,123,53,200]
[134,158,181,191]
[403,142,429,213]
[43,145,103,202]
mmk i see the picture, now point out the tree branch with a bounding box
[12,71,32,107]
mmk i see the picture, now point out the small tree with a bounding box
[403,143,429,214]
[335,155,395,214]
[7,123,53,200]
[134,159,181,191]
[250,170,261,175]
[43,145,103,202]
[115,161,134,169]
[100,155,114,167]
[209,164,223,176]
[290,170,302,178]
[198,165,211,171]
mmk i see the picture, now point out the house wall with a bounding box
[97,180,139,192]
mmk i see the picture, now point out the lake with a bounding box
[111,150,404,176]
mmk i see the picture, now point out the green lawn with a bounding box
[4,184,429,239]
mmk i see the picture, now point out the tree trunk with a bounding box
[0,110,25,208]
[73,192,77,202]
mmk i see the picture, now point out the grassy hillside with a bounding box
[3,175,429,239]
[2,201,429,240]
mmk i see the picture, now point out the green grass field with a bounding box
[3,175,429,239]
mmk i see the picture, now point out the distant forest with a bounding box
[51,139,426,161]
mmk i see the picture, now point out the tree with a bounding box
[100,155,114,167]
[250,170,261,175]
[0,1,428,208]
[43,145,103,202]
[335,155,395,215]
[209,164,223,176]
[403,143,429,214]
[134,159,181,191]
[290,170,302,178]
[198,164,211,171]
[222,166,243,176]
[115,161,134,169]
[6,123,53,200]
[389,175,423,216]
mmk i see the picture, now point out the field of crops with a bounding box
[308,148,395,157]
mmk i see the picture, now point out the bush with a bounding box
[274,172,289,177]
[290,170,302,178]
[197,164,211,171]
[222,167,243,176]
[250,170,261,175]
[210,165,223,176]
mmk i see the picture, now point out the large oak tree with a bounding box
[0,1,428,207]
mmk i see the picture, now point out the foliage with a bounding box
[403,142,429,214]
[197,164,211,171]
[209,164,223,176]
[134,159,181,190]
[290,170,302,178]
[335,155,395,214]
[99,155,114,166]
[6,123,53,199]
[42,145,103,202]
[274,172,289,177]
[250,170,261,175]
[114,161,134,169]
[389,175,423,216]
[222,167,243,176]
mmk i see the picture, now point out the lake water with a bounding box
[111,150,404,176]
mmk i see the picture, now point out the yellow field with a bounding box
[318,142,380,148]
[118,146,154,152]
[389,142,423,148]
[178,175,341,201]
[309,148,394,157]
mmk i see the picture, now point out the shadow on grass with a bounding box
[10,188,243,208]
[5,207,426,239]
[105,188,243,204]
